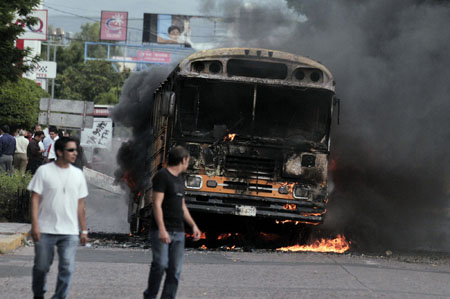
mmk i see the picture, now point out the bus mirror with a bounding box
[161,92,176,117]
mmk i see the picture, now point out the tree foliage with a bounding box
[0,78,48,130]
[50,22,128,104]
[0,0,41,84]
[56,61,127,103]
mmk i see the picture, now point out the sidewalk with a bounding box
[0,222,30,254]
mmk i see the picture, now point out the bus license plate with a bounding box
[235,205,256,217]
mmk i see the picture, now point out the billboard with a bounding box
[143,14,192,45]
[100,11,128,41]
[15,9,48,40]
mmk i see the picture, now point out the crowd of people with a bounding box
[0,124,86,175]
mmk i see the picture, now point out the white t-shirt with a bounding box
[27,162,89,235]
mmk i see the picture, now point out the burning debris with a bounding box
[277,234,350,254]
[109,0,449,254]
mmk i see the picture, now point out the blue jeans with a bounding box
[144,230,185,299]
[32,234,79,299]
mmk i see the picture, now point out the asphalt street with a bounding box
[1,245,449,299]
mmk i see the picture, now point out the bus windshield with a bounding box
[177,79,333,143]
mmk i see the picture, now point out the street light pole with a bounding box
[50,27,64,99]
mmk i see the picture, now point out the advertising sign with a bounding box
[143,14,192,45]
[100,11,128,41]
[16,10,48,41]
[81,118,113,148]
[137,50,171,63]
[36,61,57,79]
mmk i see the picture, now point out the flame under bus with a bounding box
[141,48,336,229]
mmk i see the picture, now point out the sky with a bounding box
[42,0,290,44]
[43,0,207,35]
[43,0,206,18]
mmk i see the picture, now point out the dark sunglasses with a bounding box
[64,148,77,152]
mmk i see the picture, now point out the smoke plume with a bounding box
[202,0,450,251]
[111,64,178,193]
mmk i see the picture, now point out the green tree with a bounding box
[0,0,41,83]
[51,22,128,104]
[56,61,128,104]
[0,78,48,129]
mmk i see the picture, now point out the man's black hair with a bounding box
[33,124,41,131]
[54,136,77,158]
[167,145,190,166]
[34,131,45,138]
[48,126,58,134]
[168,25,181,34]
[1,125,10,134]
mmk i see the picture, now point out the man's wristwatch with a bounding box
[81,230,88,235]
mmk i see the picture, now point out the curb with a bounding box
[0,223,31,254]
[0,233,29,254]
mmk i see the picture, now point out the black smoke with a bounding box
[202,0,450,251]
[111,64,178,193]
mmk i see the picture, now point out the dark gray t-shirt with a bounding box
[150,168,185,232]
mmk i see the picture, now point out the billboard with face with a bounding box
[143,14,191,45]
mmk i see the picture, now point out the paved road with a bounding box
[1,245,449,299]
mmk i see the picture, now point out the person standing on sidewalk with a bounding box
[28,136,89,299]
[46,126,59,163]
[31,124,45,153]
[27,131,45,174]
[0,125,16,174]
[143,146,202,299]
[14,129,29,175]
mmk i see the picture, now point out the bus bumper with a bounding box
[185,190,326,224]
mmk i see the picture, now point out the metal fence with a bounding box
[8,189,31,222]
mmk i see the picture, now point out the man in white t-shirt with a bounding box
[28,136,89,299]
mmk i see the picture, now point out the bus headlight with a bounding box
[278,185,290,194]
[293,185,309,199]
[185,175,203,189]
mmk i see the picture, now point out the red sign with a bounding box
[100,11,128,41]
[137,50,171,63]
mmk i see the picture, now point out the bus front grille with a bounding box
[224,155,275,177]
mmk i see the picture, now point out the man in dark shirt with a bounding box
[27,131,45,174]
[143,146,201,299]
[0,125,16,174]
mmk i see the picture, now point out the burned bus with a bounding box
[130,48,337,233]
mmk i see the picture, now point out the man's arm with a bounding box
[153,191,171,243]
[182,198,202,241]
[30,192,41,242]
[78,198,88,245]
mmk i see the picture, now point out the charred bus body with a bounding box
[131,48,337,233]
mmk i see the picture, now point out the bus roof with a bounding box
[177,48,335,92]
